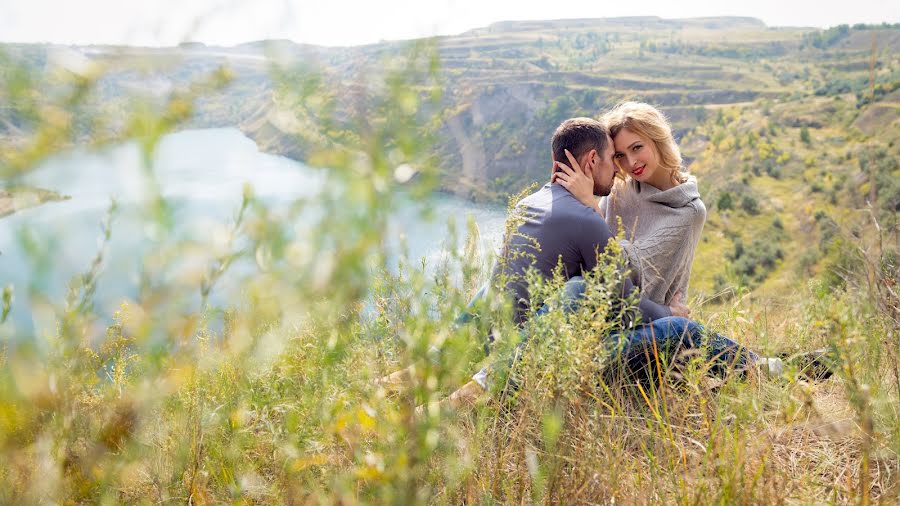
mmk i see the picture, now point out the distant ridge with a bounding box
[466,16,768,36]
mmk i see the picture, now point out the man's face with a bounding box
[590,137,617,197]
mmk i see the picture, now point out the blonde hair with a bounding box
[602,102,687,186]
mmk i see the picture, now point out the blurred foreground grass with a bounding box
[0,43,898,504]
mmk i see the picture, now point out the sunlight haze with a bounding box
[3,0,899,47]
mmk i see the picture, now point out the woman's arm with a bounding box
[668,200,706,302]
[626,205,705,306]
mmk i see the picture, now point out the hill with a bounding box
[2,18,897,300]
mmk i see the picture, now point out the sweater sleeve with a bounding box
[634,283,672,321]
[671,201,707,300]
[626,203,705,305]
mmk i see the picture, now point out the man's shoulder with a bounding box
[551,185,604,220]
[545,188,611,243]
[516,183,607,227]
[514,183,552,208]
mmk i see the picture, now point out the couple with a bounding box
[502,102,701,327]
[383,103,829,409]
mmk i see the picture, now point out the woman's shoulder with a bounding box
[686,190,705,212]
[683,175,705,212]
[688,197,707,225]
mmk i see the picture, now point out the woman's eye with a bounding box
[633,145,642,152]
[613,153,623,159]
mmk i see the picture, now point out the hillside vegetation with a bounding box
[2,17,897,307]
[0,17,898,503]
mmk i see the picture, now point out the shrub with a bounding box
[732,238,784,282]
[740,194,760,215]
[717,192,734,211]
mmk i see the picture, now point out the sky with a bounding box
[2,0,899,47]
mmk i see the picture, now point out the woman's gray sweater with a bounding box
[600,176,707,306]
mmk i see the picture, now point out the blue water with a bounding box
[0,128,507,338]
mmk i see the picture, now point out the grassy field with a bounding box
[1,18,899,504]
[1,214,894,504]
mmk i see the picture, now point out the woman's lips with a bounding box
[632,165,645,177]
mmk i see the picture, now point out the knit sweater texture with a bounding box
[600,176,706,306]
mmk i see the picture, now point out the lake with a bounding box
[0,128,508,337]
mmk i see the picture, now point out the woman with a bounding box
[555,102,706,307]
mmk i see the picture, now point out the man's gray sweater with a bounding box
[495,183,671,324]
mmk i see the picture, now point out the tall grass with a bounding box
[0,42,898,504]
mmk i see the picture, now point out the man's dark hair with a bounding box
[551,117,609,166]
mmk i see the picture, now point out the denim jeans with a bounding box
[467,276,760,388]
[608,316,759,378]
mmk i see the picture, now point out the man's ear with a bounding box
[582,149,598,175]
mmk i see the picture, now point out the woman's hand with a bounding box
[669,292,691,318]
[553,149,597,210]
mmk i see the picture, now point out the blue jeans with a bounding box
[465,277,759,387]
[609,316,759,378]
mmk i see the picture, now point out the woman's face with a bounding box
[613,128,664,188]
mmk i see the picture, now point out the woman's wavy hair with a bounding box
[602,102,687,186]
